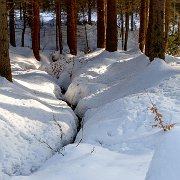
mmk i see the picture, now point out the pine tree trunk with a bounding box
[178,15,180,46]
[9,0,16,47]
[121,10,124,50]
[139,0,148,52]
[97,0,106,48]
[67,0,77,55]
[21,2,26,47]
[27,0,33,29]
[88,0,92,25]
[20,1,22,20]
[106,0,117,52]
[131,13,134,31]
[124,4,129,51]
[164,0,170,52]
[56,0,63,54]
[0,0,12,82]
[145,0,165,61]
[32,0,40,60]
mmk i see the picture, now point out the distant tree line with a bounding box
[0,0,180,82]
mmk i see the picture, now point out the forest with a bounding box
[0,0,180,180]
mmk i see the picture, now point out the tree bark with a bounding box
[131,13,134,31]
[178,14,180,45]
[106,0,117,52]
[9,0,16,47]
[0,0,12,82]
[56,0,63,53]
[139,0,148,52]
[32,0,40,61]
[145,0,166,61]
[67,0,77,55]
[88,0,92,25]
[164,0,170,52]
[120,9,124,50]
[27,0,33,29]
[21,2,27,47]
[124,3,129,51]
[97,0,106,48]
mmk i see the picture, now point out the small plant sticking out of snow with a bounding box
[145,89,175,131]
[150,104,174,131]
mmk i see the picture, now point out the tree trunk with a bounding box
[9,0,16,47]
[97,0,106,48]
[106,0,117,52]
[131,13,134,31]
[27,0,33,29]
[88,0,92,25]
[139,0,148,52]
[32,0,40,61]
[67,0,77,55]
[21,2,27,47]
[0,0,12,82]
[56,0,63,53]
[145,0,166,61]
[124,4,129,51]
[178,14,180,46]
[20,1,22,20]
[164,0,170,52]
[121,10,124,50]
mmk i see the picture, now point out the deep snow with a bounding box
[0,15,180,180]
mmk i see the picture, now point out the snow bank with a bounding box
[65,50,180,117]
[0,47,77,176]
[11,143,151,180]
[145,127,180,180]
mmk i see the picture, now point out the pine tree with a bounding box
[97,0,106,48]
[139,0,148,52]
[55,0,63,53]
[67,0,77,55]
[145,0,166,61]
[8,0,16,47]
[0,0,12,82]
[106,0,117,52]
[32,0,40,61]
[124,2,130,51]
[164,0,170,52]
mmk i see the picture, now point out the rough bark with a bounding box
[0,0,12,82]
[178,14,180,45]
[97,0,106,48]
[9,0,16,47]
[139,0,148,52]
[121,10,124,50]
[164,0,170,52]
[106,0,117,52]
[88,0,92,25]
[21,2,27,47]
[32,0,40,61]
[67,0,77,55]
[131,13,134,31]
[56,0,63,53]
[27,0,33,29]
[145,0,166,61]
[124,6,129,51]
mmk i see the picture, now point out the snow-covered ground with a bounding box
[1,17,180,180]
[0,47,77,179]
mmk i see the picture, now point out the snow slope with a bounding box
[0,47,77,178]
[10,48,180,180]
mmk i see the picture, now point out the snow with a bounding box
[11,143,151,180]
[145,127,180,180]
[0,47,77,177]
[1,15,180,180]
